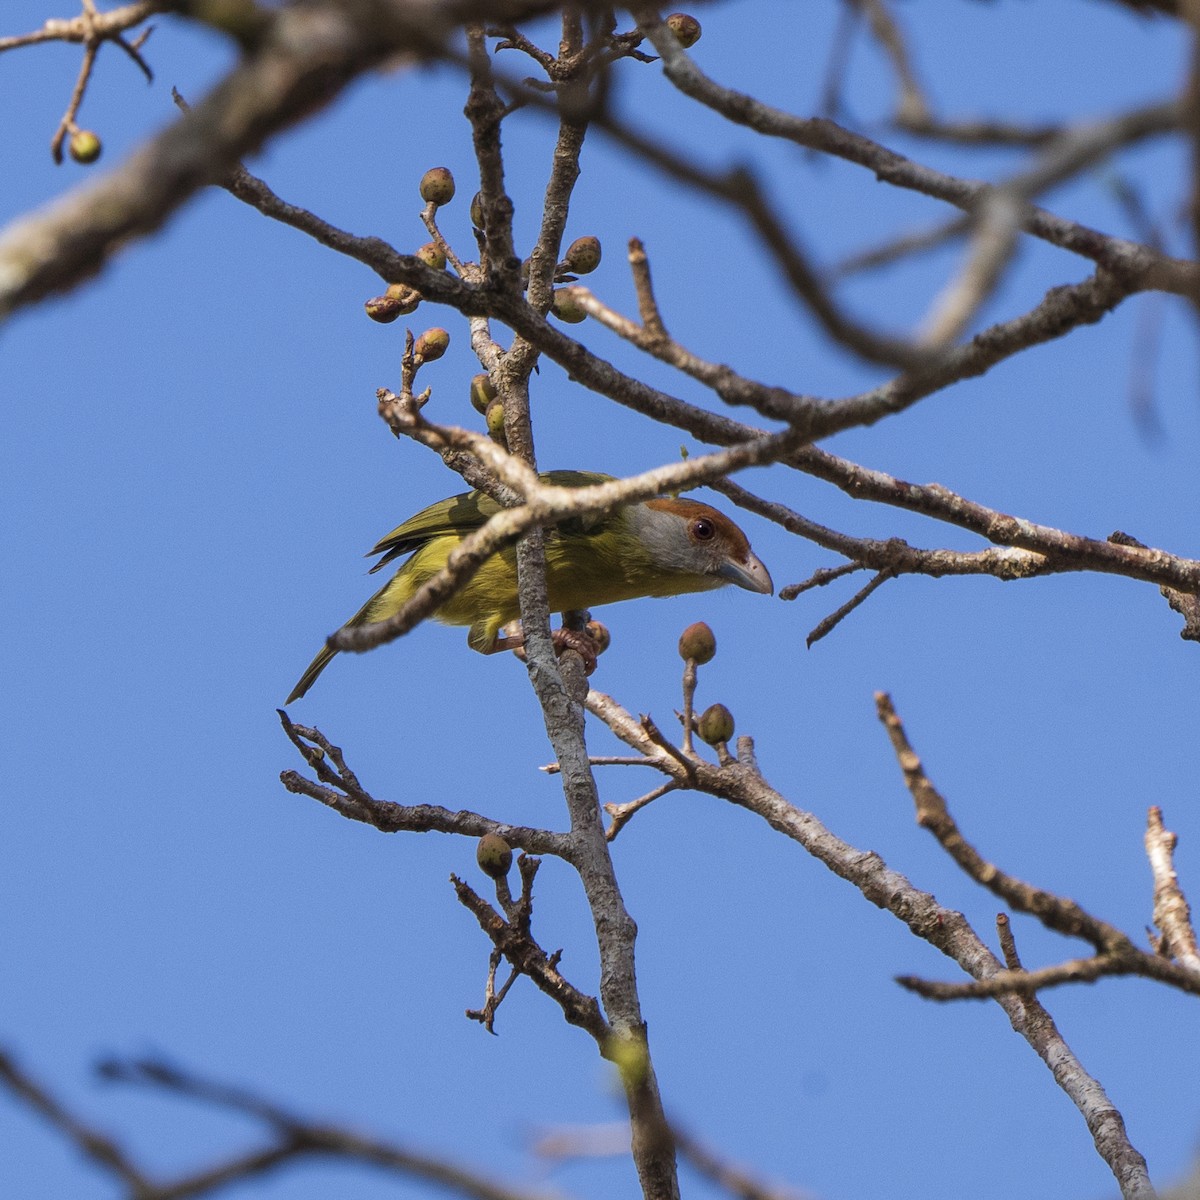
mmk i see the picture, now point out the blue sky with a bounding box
[3,3,1198,1199]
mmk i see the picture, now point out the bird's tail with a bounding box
[285,643,337,705]
[285,567,418,704]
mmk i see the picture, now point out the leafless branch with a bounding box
[582,686,1157,1200]
[2,1050,563,1200]
[631,8,1193,293]
[1146,806,1200,973]
[278,711,573,857]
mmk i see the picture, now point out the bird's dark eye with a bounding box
[691,517,716,541]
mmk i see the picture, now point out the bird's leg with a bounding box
[486,615,600,675]
[555,609,599,675]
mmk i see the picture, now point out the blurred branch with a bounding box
[1,1050,562,1200]
[533,1116,813,1200]
[834,97,1177,283]
[0,1048,149,1192]
[193,114,1159,468]
[829,212,971,278]
[0,0,169,162]
[631,9,1196,297]
[673,1126,815,1200]
[857,0,929,125]
[0,2,170,53]
[0,0,617,320]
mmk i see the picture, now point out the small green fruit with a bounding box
[69,130,102,164]
[414,327,450,360]
[469,373,498,415]
[665,13,702,47]
[485,397,506,438]
[563,235,602,274]
[551,289,587,324]
[419,167,455,205]
[415,242,447,270]
[697,703,734,747]
[477,833,513,879]
[470,190,485,230]
[678,621,716,664]
[384,283,422,314]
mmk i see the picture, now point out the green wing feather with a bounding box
[366,470,614,573]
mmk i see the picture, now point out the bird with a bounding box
[286,470,772,703]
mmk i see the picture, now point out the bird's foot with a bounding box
[551,626,599,675]
[492,622,606,675]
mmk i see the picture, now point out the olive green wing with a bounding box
[366,470,615,574]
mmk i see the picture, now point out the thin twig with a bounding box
[1145,806,1200,973]
[805,569,895,647]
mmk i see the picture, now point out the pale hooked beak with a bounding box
[719,551,773,595]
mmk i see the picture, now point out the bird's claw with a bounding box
[496,623,602,675]
[551,627,599,675]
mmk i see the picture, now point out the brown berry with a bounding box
[666,13,701,47]
[69,130,102,164]
[414,327,450,360]
[384,283,422,314]
[678,621,716,664]
[697,703,734,747]
[551,288,587,324]
[469,373,498,414]
[415,242,446,270]
[364,294,403,323]
[419,167,455,205]
[586,620,611,655]
[563,235,602,274]
[477,833,513,879]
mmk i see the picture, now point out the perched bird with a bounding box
[287,470,772,702]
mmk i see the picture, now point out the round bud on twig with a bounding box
[69,130,102,164]
[415,242,446,270]
[678,621,716,664]
[384,283,422,314]
[485,397,506,438]
[563,235,602,274]
[469,373,498,414]
[551,289,587,323]
[414,327,450,360]
[476,833,513,879]
[666,13,702,47]
[364,294,402,323]
[419,167,455,205]
[697,702,734,747]
[586,620,611,655]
